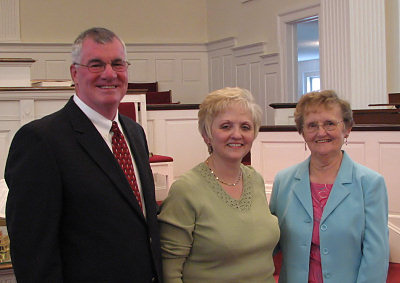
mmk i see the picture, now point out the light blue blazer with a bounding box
[270,151,389,283]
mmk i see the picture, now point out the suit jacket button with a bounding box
[149,237,152,244]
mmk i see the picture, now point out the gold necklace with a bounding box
[205,159,242,187]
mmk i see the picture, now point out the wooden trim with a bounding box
[0,58,35,63]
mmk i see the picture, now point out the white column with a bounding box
[320,0,387,109]
[0,0,20,42]
[386,0,400,94]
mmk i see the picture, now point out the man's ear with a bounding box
[70,64,77,84]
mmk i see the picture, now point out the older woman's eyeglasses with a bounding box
[304,120,343,133]
[73,60,130,73]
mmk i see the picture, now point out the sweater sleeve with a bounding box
[158,178,197,283]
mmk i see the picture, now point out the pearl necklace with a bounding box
[205,159,242,187]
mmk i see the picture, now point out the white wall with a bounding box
[18,0,207,43]
[2,0,400,105]
[206,0,319,52]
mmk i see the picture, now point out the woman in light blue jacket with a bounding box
[270,90,389,283]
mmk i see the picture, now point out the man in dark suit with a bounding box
[5,27,162,282]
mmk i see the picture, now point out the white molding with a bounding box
[126,43,207,53]
[0,43,210,104]
[277,3,320,103]
[206,37,237,52]
[261,53,279,65]
[0,43,72,53]
[0,42,207,53]
[232,42,266,57]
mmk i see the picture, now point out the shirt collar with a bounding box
[73,94,119,137]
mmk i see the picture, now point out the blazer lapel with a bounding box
[321,152,352,222]
[293,158,314,219]
[65,99,145,219]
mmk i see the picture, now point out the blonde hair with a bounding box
[198,87,262,142]
[294,90,354,134]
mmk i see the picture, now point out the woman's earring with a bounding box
[345,137,348,146]
[207,143,213,154]
[304,142,307,151]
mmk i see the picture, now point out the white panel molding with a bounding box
[207,38,280,125]
[232,42,266,57]
[0,42,209,104]
[261,53,280,125]
[207,38,236,90]
[0,43,72,53]
[206,37,236,52]
[126,43,207,53]
[182,59,201,82]
[147,109,208,179]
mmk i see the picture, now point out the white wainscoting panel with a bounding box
[147,109,208,180]
[207,37,236,91]
[208,38,280,125]
[0,43,209,104]
[262,54,280,125]
[0,89,74,178]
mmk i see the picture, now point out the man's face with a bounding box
[70,37,128,119]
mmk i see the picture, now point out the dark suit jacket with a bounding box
[5,97,162,283]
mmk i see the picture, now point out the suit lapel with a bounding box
[293,158,314,219]
[321,152,352,222]
[119,115,156,212]
[65,99,145,219]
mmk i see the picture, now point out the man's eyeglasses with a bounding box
[304,120,344,133]
[73,61,130,73]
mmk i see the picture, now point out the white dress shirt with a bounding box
[73,95,146,215]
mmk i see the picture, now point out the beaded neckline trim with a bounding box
[205,159,242,187]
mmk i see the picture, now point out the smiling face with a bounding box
[70,37,128,120]
[302,104,351,158]
[203,103,255,164]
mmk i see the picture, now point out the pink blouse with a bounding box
[309,183,333,283]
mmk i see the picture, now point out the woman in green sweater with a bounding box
[158,87,280,282]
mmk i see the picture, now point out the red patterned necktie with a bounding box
[111,121,143,210]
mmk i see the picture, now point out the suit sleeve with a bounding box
[5,124,63,282]
[356,174,389,283]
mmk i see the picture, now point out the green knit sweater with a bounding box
[159,162,280,283]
